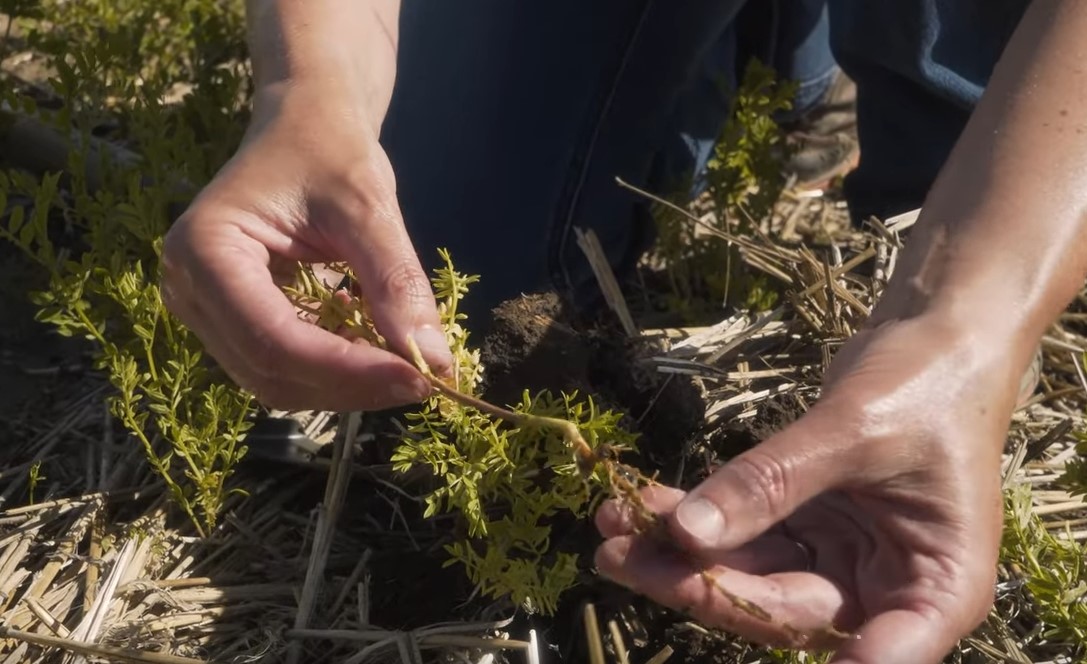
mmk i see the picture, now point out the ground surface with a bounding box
[4,5,1087,663]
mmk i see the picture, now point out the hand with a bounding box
[161,86,452,411]
[595,316,1022,663]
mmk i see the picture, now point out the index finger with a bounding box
[595,535,851,649]
[186,230,431,411]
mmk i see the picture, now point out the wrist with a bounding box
[246,0,398,132]
[251,81,383,137]
[868,284,1040,397]
[869,213,1048,370]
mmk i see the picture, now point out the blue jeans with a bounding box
[381,0,1030,320]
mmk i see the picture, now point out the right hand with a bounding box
[595,316,1017,662]
[161,85,452,412]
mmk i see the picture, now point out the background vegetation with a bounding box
[2,1,1087,663]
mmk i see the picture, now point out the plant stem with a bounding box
[423,375,592,457]
[118,400,206,539]
[144,306,160,382]
[425,377,525,425]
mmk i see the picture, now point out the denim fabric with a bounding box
[381,0,1030,320]
[669,0,838,201]
[383,0,749,320]
[735,0,839,120]
[830,0,1031,221]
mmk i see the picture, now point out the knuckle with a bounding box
[378,257,432,306]
[160,207,215,298]
[161,218,189,263]
[231,340,296,409]
[728,451,792,519]
[159,281,184,318]
[160,231,191,288]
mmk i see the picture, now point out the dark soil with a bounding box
[480,291,706,477]
[708,392,809,464]
[0,247,87,440]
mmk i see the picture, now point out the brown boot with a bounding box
[782,70,860,190]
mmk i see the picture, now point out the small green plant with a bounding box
[706,59,797,218]
[286,252,850,645]
[1060,366,1087,499]
[651,59,796,319]
[0,0,254,535]
[286,251,639,614]
[1002,482,1087,653]
[26,460,44,504]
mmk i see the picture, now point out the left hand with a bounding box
[595,315,1024,663]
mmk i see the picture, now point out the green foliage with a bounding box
[707,59,797,218]
[1061,455,1087,503]
[0,0,254,535]
[26,460,44,504]
[24,0,247,98]
[1061,374,1087,499]
[764,650,830,664]
[391,252,638,615]
[651,59,796,320]
[1003,482,1087,653]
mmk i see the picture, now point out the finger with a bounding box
[670,408,858,554]
[161,264,263,389]
[596,487,815,575]
[830,609,960,664]
[161,286,260,390]
[185,228,432,411]
[595,535,848,648]
[320,153,453,375]
[595,485,686,538]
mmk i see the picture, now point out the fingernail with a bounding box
[412,325,454,373]
[674,497,725,548]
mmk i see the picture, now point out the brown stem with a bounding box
[425,376,526,425]
[407,337,593,457]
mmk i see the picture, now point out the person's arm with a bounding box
[595,3,1087,663]
[162,0,454,413]
[245,0,400,132]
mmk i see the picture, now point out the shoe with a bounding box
[781,70,860,191]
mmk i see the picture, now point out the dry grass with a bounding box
[1,64,1086,663]
[0,188,1080,663]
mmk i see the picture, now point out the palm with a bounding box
[779,488,992,640]
[596,319,1012,663]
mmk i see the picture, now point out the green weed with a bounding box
[651,59,795,319]
[0,0,253,536]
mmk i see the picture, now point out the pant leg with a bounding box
[663,0,838,201]
[739,0,838,120]
[828,0,1031,222]
[381,0,748,321]
[773,0,838,119]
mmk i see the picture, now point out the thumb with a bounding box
[669,411,855,554]
[332,157,453,376]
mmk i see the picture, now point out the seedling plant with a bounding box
[284,252,850,646]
